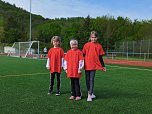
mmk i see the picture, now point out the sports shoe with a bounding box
[75,96,81,101]
[91,94,96,99]
[55,91,60,96]
[87,95,92,102]
[69,96,75,100]
[48,90,52,95]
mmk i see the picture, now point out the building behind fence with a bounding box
[106,39,152,61]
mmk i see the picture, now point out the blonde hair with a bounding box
[90,31,98,38]
[51,36,61,47]
[88,31,99,42]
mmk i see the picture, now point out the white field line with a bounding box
[1,64,151,78]
[0,72,48,78]
[107,67,124,71]
[106,65,152,72]
[34,58,152,71]
[22,57,47,61]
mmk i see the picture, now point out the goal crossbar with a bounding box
[8,41,39,58]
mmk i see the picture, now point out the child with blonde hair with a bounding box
[46,36,64,96]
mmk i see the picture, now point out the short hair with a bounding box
[70,39,78,45]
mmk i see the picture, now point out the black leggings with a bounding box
[49,72,60,91]
[70,78,81,97]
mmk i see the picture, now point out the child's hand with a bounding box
[65,70,67,73]
[46,67,50,70]
[103,67,106,72]
[78,70,82,74]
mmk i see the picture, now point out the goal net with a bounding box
[8,41,39,58]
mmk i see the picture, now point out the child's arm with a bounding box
[78,60,84,74]
[99,55,106,71]
[46,58,50,69]
[63,60,67,73]
[61,58,64,68]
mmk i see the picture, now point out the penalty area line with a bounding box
[0,72,48,78]
[106,65,152,72]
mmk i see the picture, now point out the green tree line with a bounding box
[0,0,152,51]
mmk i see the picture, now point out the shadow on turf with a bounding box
[46,90,70,95]
[46,88,147,100]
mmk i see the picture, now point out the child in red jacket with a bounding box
[64,39,84,101]
[46,36,64,96]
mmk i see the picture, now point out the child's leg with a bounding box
[74,78,81,97]
[86,70,96,101]
[70,78,76,97]
[89,70,96,95]
[56,73,61,95]
[85,70,90,92]
[49,72,55,92]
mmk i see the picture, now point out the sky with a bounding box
[2,0,152,20]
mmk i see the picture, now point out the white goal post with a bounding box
[8,41,39,58]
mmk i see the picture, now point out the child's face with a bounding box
[90,34,97,43]
[52,40,60,47]
[71,43,78,50]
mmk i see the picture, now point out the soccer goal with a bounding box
[8,41,39,58]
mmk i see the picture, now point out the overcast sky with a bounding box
[2,0,152,20]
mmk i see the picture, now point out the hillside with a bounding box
[0,0,152,51]
[0,14,4,39]
[0,0,45,42]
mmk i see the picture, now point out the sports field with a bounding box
[0,56,152,114]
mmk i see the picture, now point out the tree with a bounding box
[78,15,93,49]
[37,22,61,43]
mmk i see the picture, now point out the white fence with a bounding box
[0,45,3,54]
[106,39,152,61]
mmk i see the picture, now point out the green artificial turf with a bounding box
[0,56,152,114]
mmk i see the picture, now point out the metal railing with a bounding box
[105,52,152,61]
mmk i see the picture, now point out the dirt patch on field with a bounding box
[104,59,152,67]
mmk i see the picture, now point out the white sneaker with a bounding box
[87,95,92,102]
[91,94,96,99]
